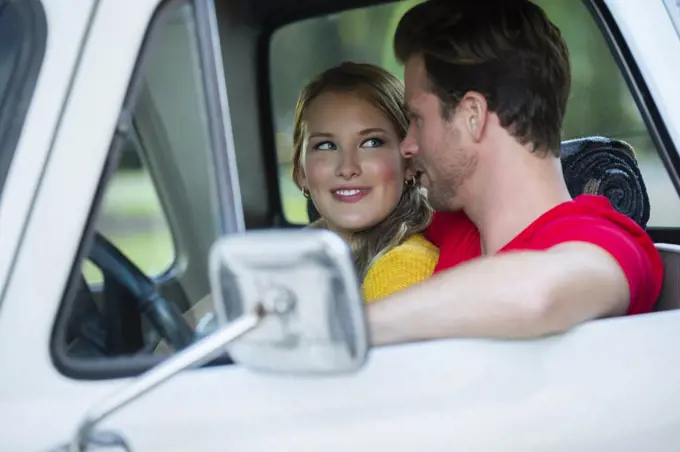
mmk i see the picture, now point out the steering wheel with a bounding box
[87,232,195,352]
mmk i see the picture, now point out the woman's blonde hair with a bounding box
[291,62,433,280]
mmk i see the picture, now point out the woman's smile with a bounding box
[331,187,371,203]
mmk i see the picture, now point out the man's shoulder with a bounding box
[512,194,655,254]
[362,234,438,303]
[520,194,663,315]
[533,194,648,239]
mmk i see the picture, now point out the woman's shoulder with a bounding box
[362,233,439,303]
[375,233,439,273]
[391,233,440,257]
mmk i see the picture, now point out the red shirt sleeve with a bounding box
[530,217,663,315]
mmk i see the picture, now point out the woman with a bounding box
[291,61,439,303]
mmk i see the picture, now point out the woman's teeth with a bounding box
[335,189,361,196]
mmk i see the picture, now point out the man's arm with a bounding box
[367,242,630,346]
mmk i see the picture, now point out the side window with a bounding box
[270,0,680,228]
[0,0,47,197]
[539,0,680,228]
[54,0,231,366]
[82,137,175,285]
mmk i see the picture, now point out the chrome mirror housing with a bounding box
[209,228,368,374]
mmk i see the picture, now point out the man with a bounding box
[367,0,663,346]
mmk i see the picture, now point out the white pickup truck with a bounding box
[2,0,680,450]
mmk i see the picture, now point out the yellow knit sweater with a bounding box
[361,233,439,303]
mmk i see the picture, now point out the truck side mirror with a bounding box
[65,229,368,452]
[209,229,368,374]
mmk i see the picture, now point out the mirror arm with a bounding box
[69,307,265,452]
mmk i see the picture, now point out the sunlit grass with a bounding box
[282,196,308,225]
[101,170,165,217]
[82,228,175,284]
[84,170,175,283]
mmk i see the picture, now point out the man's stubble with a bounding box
[424,126,478,212]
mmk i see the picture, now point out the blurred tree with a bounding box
[536,0,645,154]
[381,0,422,76]
[270,17,345,136]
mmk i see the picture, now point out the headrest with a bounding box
[305,136,651,228]
[561,136,650,228]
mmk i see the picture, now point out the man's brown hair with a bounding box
[394,0,571,156]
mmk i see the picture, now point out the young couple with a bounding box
[295,0,664,346]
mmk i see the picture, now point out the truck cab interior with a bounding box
[49,0,680,377]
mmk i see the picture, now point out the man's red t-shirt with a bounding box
[424,194,663,315]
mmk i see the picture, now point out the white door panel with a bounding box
[110,311,680,451]
[9,310,677,451]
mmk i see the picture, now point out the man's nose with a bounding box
[400,125,419,158]
[336,150,361,179]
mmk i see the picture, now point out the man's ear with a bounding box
[460,91,488,142]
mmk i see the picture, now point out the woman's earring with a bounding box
[404,176,417,188]
[302,188,311,198]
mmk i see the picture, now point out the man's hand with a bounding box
[367,242,630,346]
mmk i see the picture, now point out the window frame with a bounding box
[86,127,179,287]
[51,0,241,380]
[0,0,48,197]
[50,0,680,380]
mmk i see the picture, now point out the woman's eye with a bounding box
[314,141,336,151]
[361,137,385,148]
